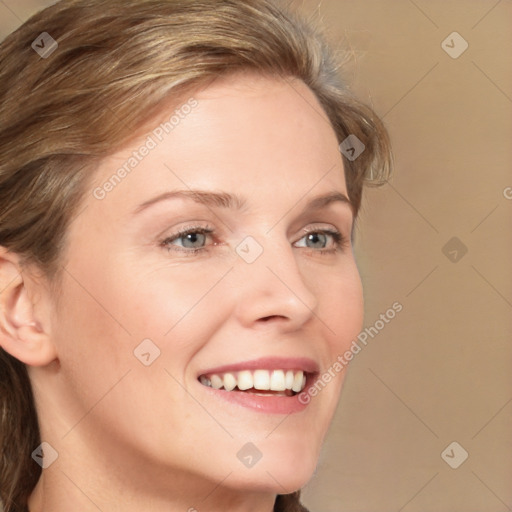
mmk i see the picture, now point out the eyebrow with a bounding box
[132,189,354,217]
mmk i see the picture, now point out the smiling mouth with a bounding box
[198,369,308,397]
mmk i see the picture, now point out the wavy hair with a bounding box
[0,1,392,510]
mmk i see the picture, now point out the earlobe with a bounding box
[0,248,58,367]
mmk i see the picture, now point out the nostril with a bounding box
[260,315,285,322]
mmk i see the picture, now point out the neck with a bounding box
[28,471,277,512]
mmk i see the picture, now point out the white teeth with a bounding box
[253,369,270,390]
[291,370,304,393]
[210,374,223,390]
[285,370,294,390]
[237,370,253,391]
[200,368,309,393]
[223,372,237,391]
[270,370,286,391]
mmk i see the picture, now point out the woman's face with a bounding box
[35,72,364,498]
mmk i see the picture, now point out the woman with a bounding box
[0,0,392,510]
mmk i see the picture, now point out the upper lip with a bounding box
[197,356,320,377]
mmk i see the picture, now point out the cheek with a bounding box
[121,262,231,342]
[46,271,140,439]
[311,259,364,354]
[52,270,134,377]
[55,250,231,386]
[51,263,205,444]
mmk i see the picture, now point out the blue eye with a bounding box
[174,231,208,248]
[294,229,346,254]
[160,226,347,257]
[161,226,214,255]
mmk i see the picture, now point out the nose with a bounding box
[232,234,319,332]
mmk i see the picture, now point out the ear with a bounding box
[0,247,58,366]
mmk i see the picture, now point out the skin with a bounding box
[0,71,364,512]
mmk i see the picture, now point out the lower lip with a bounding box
[199,382,312,414]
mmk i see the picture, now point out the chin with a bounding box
[270,442,319,489]
[247,464,316,494]
[267,463,317,493]
[224,437,321,493]
[225,466,316,496]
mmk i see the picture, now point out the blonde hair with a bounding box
[0,0,392,510]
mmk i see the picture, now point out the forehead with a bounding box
[86,72,347,217]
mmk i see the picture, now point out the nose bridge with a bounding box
[233,231,318,326]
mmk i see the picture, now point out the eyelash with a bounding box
[160,224,349,257]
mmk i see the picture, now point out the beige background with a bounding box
[1,1,511,511]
